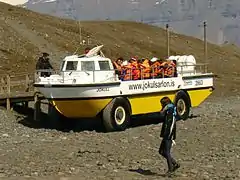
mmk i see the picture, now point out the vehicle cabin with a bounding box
[60,54,117,84]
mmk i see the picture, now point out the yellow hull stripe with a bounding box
[51,88,213,118]
[51,98,112,118]
[129,93,176,115]
[188,88,213,107]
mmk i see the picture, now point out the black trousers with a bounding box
[159,139,177,171]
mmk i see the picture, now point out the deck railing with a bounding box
[0,73,35,97]
[34,63,211,83]
[0,63,211,94]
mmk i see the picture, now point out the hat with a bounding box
[122,60,128,66]
[150,57,158,62]
[42,52,49,56]
[130,56,138,61]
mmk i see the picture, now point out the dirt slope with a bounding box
[0,96,239,179]
[0,2,240,96]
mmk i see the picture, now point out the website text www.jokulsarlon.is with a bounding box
[128,80,176,91]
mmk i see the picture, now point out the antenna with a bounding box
[96,0,101,20]
[73,2,85,55]
[79,20,82,45]
[129,0,141,22]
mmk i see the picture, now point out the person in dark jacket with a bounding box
[36,52,53,77]
[159,97,180,176]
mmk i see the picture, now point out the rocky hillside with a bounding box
[0,2,240,96]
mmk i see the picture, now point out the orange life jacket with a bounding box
[130,61,141,80]
[166,61,176,77]
[119,62,131,81]
[161,61,170,77]
[151,61,161,77]
[139,59,151,79]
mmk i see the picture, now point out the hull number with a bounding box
[195,80,203,86]
[184,80,193,86]
[97,87,110,92]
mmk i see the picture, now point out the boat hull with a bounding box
[35,76,214,118]
[51,98,113,118]
[48,87,213,118]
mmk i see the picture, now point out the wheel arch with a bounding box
[96,96,132,118]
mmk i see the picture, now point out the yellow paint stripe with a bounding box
[52,98,112,118]
[129,92,176,115]
[187,88,213,107]
[50,87,213,118]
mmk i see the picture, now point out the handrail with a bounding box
[0,74,35,96]
[34,63,209,73]
[0,62,213,100]
[34,62,211,83]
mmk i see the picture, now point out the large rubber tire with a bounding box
[174,91,191,120]
[102,97,131,132]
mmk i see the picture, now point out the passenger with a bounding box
[129,57,140,80]
[112,57,124,78]
[158,59,165,78]
[161,60,170,78]
[131,56,139,62]
[117,57,124,66]
[113,57,123,71]
[121,60,132,81]
[36,52,53,77]
[139,58,151,79]
[165,60,176,77]
[150,57,161,78]
[171,60,177,77]
[139,58,145,63]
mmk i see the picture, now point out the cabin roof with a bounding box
[63,54,110,62]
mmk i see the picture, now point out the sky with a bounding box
[0,0,28,5]
[1,0,240,46]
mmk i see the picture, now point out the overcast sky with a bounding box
[0,0,28,5]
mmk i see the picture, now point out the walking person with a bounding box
[159,96,180,176]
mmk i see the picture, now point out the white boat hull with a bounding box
[34,75,214,118]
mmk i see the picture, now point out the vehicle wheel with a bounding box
[102,97,131,132]
[174,91,190,120]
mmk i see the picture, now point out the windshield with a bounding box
[66,61,78,71]
[81,61,95,71]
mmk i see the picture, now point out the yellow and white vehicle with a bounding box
[34,45,215,131]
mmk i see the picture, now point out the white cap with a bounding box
[122,60,128,66]
[150,57,158,62]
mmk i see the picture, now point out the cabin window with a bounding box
[81,61,95,71]
[66,61,78,71]
[98,61,110,70]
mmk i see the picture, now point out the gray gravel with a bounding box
[0,96,240,180]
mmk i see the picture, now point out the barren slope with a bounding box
[0,2,239,96]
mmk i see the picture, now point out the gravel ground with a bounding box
[0,95,240,180]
